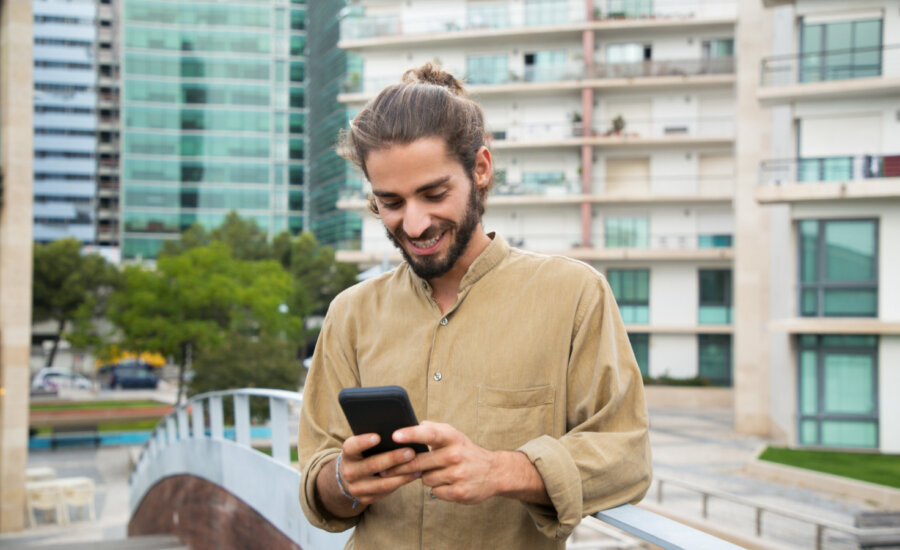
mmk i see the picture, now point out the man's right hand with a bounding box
[315,433,420,518]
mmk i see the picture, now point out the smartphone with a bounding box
[338,385,429,457]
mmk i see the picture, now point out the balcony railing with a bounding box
[759,154,900,186]
[131,388,743,550]
[760,44,900,87]
[601,232,732,249]
[340,1,736,41]
[492,117,733,143]
[590,56,734,79]
[342,58,732,95]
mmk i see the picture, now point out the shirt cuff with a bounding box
[517,435,583,539]
[299,449,360,533]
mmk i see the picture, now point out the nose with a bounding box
[402,200,432,239]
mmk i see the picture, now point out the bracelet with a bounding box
[335,453,359,509]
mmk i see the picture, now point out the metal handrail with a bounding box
[654,475,900,549]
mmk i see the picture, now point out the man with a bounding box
[298,63,651,549]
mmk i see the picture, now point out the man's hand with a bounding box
[387,421,551,506]
[316,433,419,518]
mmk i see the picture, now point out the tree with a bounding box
[108,242,299,404]
[32,238,119,367]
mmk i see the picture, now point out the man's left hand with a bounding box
[383,421,550,506]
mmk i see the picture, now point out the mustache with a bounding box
[394,222,451,242]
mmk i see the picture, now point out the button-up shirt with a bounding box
[298,235,652,549]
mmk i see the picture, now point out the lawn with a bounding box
[759,446,900,489]
[30,400,166,411]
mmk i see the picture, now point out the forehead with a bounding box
[365,137,463,192]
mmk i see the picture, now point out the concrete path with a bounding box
[1,406,883,549]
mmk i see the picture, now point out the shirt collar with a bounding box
[407,232,509,294]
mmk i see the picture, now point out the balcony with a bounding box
[492,117,734,149]
[756,154,900,203]
[339,1,735,48]
[589,56,735,83]
[758,44,900,104]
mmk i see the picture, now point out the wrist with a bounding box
[335,453,359,509]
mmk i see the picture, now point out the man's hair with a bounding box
[338,62,493,216]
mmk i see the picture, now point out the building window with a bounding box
[800,18,882,83]
[605,217,649,248]
[797,335,878,448]
[607,0,652,19]
[607,269,649,323]
[466,54,508,85]
[698,335,731,386]
[702,38,734,59]
[524,0,568,26]
[699,269,732,324]
[523,50,567,82]
[798,219,877,317]
[628,333,649,377]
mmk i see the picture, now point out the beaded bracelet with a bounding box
[335,453,359,509]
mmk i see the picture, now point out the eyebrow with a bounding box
[371,176,451,198]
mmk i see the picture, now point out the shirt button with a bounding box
[440,317,448,326]
[422,281,428,290]
[433,372,442,382]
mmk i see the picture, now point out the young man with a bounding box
[298,63,651,549]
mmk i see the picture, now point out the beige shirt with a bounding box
[298,235,652,550]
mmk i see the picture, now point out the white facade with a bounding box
[759,0,900,452]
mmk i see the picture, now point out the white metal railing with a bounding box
[131,388,742,549]
[654,475,900,549]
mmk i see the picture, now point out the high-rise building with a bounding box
[337,1,739,383]
[33,0,98,244]
[308,0,361,250]
[95,0,121,251]
[752,0,900,452]
[118,0,307,260]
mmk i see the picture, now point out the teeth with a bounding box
[411,233,442,248]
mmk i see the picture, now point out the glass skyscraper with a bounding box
[119,0,307,260]
[307,0,360,249]
[33,0,98,243]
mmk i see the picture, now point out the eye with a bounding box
[379,199,401,210]
[425,191,447,202]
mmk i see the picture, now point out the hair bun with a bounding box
[402,62,467,97]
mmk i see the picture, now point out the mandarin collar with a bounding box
[407,232,509,295]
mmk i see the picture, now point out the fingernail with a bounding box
[370,435,379,444]
[403,449,414,460]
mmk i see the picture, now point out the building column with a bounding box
[733,1,772,436]
[580,16,594,248]
[0,0,34,533]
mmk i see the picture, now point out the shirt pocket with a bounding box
[475,384,555,451]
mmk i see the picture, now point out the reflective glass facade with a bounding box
[33,0,98,243]
[307,0,360,249]
[121,0,307,259]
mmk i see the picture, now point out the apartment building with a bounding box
[95,0,121,250]
[756,0,900,452]
[33,0,98,244]
[118,0,308,260]
[336,0,739,386]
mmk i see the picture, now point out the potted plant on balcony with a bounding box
[606,114,626,136]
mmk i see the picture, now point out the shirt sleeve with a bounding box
[297,292,363,532]
[517,272,653,539]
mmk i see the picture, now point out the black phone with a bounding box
[338,385,429,457]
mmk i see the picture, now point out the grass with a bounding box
[34,419,162,435]
[30,400,166,411]
[254,445,299,462]
[759,446,900,489]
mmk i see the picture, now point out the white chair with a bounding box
[60,478,96,522]
[25,483,68,526]
[26,467,57,482]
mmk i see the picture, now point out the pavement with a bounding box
[0,405,885,549]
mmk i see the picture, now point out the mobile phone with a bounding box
[338,385,429,457]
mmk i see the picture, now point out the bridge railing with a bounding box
[130,388,741,550]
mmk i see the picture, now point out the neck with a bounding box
[427,226,491,311]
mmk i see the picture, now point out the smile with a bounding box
[407,232,446,254]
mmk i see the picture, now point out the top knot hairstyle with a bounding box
[338,62,493,216]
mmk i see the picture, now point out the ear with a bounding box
[472,146,492,189]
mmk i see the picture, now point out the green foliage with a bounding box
[759,446,900,489]
[30,400,164,411]
[642,375,717,387]
[33,238,119,366]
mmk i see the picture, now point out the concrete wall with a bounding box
[0,0,34,533]
[880,336,900,453]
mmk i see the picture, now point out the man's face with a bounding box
[366,137,489,280]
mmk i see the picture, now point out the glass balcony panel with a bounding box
[698,306,731,324]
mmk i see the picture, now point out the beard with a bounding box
[385,181,481,280]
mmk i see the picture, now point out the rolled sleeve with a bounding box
[298,448,359,533]
[517,435,583,539]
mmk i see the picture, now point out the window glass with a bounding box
[823,354,875,414]
[821,421,877,448]
[628,333,649,377]
[608,269,649,323]
[824,220,874,281]
[698,334,731,385]
[466,54,508,85]
[699,269,732,324]
[605,217,648,248]
[608,0,652,18]
[467,3,509,29]
[524,0,568,25]
[800,350,817,415]
[800,19,882,82]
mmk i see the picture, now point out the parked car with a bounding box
[31,367,94,391]
[101,363,159,389]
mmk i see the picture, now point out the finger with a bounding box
[353,472,420,503]
[359,447,417,477]
[342,434,380,459]
[393,421,459,449]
